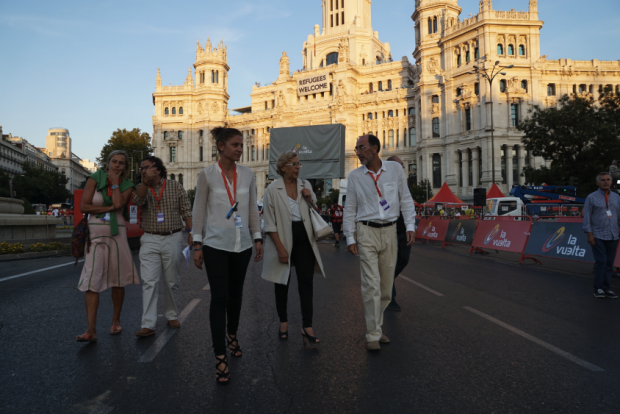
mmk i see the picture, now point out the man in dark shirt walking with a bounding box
[386,156,415,311]
[330,202,344,247]
[583,172,620,298]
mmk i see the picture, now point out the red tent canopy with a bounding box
[486,183,505,199]
[422,183,465,206]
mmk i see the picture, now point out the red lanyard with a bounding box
[107,179,113,197]
[605,192,610,209]
[149,179,166,211]
[219,163,237,206]
[368,171,383,198]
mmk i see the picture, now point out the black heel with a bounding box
[226,333,242,357]
[215,355,230,385]
[278,327,288,340]
[301,327,320,345]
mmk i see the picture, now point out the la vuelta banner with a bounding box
[416,218,450,243]
[445,219,477,245]
[471,217,532,254]
[615,242,620,268]
[523,221,595,263]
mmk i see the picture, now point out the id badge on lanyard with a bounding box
[157,212,165,223]
[101,212,111,222]
[221,163,242,228]
[369,171,390,211]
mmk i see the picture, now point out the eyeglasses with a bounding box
[285,162,303,167]
[354,145,369,153]
[139,165,154,171]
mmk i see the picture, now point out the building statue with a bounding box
[279,51,290,77]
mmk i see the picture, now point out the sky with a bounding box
[1,0,619,163]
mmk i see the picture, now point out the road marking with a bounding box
[88,406,114,414]
[202,283,210,291]
[463,306,604,372]
[400,276,444,297]
[0,260,84,283]
[138,299,201,363]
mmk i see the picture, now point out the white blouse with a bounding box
[288,197,302,222]
[192,164,261,253]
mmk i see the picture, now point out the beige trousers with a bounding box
[139,232,183,329]
[356,222,398,342]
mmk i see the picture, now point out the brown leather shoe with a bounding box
[367,341,381,351]
[168,319,181,329]
[135,328,155,337]
[379,334,390,344]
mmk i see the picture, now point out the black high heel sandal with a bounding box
[226,333,242,357]
[215,355,230,385]
[279,325,288,340]
[301,327,320,345]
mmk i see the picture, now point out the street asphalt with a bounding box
[1,238,619,414]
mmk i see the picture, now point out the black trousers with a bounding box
[275,221,316,328]
[392,231,412,299]
[203,245,253,356]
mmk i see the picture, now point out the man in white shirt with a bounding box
[343,135,416,351]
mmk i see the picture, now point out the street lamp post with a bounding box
[470,61,513,184]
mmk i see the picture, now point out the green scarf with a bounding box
[90,169,135,236]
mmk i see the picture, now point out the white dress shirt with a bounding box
[343,159,417,246]
[288,197,303,222]
[192,163,261,253]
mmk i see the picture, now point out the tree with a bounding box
[8,162,71,205]
[408,178,433,204]
[97,128,153,177]
[518,89,620,197]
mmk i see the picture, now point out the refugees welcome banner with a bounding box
[297,73,329,96]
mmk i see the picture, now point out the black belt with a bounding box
[360,220,397,229]
[144,228,183,236]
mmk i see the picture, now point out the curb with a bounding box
[0,250,71,262]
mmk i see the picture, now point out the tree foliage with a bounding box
[408,178,433,204]
[518,89,620,197]
[97,128,153,174]
[0,162,71,205]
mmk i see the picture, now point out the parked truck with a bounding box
[486,185,586,217]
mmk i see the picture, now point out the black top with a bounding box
[396,213,406,234]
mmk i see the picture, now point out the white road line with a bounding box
[463,306,604,372]
[400,276,444,297]
[0,260,83,283]
[202,283,210,291]
[138,299,201,363]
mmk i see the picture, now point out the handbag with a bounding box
[71,215,91,266]
[302,182,332,241]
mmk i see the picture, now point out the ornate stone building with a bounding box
[152,0,620,200]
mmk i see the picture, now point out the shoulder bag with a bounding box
[301,182,332,241]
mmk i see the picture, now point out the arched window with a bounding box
[326,52,339,66]
[164,107,169,115]
[508,44,514,56]
[409,107,416,115]
[456,53,462,66]
[432,118,440,137]
[211,146,217,161]
[466,51,470,63]
[521,80,528,92]
[211,70,215,83]
[215,71,219,83]
[428,18,432,35]
[456,87,462,96]
[499,80,507,93]
[178,131,183,139]
[368,112,373,120]
[409,128,416,146]
[369,83,373,93]
[170,173,175,181]
[547,84,556,96]
[518,45,525,56]
[388,110,394,117]
[172,107,176,115]
[433,17,438,33]
[179,174,183,185]
[179,107,183,115]
[164,131,169,140]
[497,44,504,55]
[378,81,383,91]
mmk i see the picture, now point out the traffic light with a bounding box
[561,176,568,186]
[569,176,578,187]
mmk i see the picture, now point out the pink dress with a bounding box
[77,191,140,292]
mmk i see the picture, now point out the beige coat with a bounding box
[261,178,325,285]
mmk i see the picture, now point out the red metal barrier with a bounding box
[470,216,534,260]
[416,216,451,245]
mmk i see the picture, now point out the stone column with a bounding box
[518,146,525,185]
[506,148,513,189]
[461,150,469,191]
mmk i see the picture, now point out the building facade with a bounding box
[0,128,27,177]
[44,128,91,192]
[152,0,620,200]
[6,136,58,173]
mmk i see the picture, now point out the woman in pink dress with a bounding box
[76,150,140,342]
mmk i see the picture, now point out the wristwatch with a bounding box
[111,184,119,190]
[254,238,263,244]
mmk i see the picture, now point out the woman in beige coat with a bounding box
[262,151,325,344]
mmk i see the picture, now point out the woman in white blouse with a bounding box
[262,151,325,344]
[192,127,263,385]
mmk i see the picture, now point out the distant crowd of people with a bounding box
[72,130,620,386]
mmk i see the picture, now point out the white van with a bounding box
[337,179,347,207]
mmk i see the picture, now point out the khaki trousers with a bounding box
[356,222,398,342]
[139,232,183,329]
